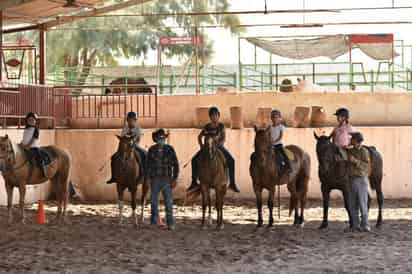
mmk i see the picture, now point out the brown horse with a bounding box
[198,135,228,230]
[105,77,153,94]
[108,135,148,226]
[0,135,71,224]
[250,126,311,227]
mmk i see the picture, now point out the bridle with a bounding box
[0,141,28,172]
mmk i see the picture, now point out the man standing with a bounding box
[146,129,179,230]
[347,132,371,232]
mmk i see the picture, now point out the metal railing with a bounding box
[53,84,158,126]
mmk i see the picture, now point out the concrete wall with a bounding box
[55,127,412,201]
[0,130,55,205]
[70,92,412,129]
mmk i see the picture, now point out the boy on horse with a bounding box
[187,106,240,193]
[146,129,179,230]
[331,108,354,147]
[270,109,291,174]
[346,132,371,232]
[107,111,146,184]
[20,112,47,177]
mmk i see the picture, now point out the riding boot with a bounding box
[40,161,48,178]
[106,178,116,184]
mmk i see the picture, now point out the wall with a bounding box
[0,130,55,205]
[55,127,412,201]
[69,92,412,129]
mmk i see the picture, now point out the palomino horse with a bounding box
[314,133,384,229]
[250,126,311,227]
[108,135,148,226]
[0,135,71,224]
[198,135,228,230]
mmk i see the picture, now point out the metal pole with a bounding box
[238,37,242,90]
[254,45,257,70]
[0,10,2,83]
[39,25,46,85]
[194,27,200,94]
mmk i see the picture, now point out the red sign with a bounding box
[159,36,204,46]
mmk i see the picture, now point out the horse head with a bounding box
[116,135,135,161]
[0,135,14,172]
[314,131,336,175]
[254,125,271,162]
[203,134,218,160]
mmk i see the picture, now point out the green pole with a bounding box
[254,45,257,70]
[169,74,174,94]
[269,53,273,90]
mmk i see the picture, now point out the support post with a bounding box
[194,27,200,94]
[0,10,2,83]
[39,25,46,85]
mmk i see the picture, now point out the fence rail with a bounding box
[0,83,158,128]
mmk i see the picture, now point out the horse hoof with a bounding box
[202,225,208,230]
[319,223,328,230]
[217,224,224,231]
[298,223,305,229]
[375,223,382,229]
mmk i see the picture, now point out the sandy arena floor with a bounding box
[0,199,412,274]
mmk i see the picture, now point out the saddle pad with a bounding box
[284,148,295,161]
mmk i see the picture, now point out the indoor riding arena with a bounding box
[1,1,412,273]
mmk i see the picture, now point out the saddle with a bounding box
[24,147,57,174]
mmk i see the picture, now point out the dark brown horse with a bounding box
[105,77,152,94]
[108,135,148,226]
[314,133,384,229]
[250,126,311,227]
[198,135,228,230]
[0,135,71,224]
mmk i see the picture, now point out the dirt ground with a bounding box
[0,198,412,274]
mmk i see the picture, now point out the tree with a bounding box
[42,0,242,85]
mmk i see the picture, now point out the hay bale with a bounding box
[311,106,327,127]
[195,107,210,129]
[279,79,293,92]
[230,106,243,129]
[293,106,311,128]
[256,107,272,128]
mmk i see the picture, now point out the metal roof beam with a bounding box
[0,0,36,10]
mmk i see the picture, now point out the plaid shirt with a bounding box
[146,144,179,181]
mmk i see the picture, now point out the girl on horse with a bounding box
[330,107,354,147]
[187,107,240,193]
[20,112,46,177]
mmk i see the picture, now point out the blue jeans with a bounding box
[150,177,174,226]
[350,176,369,229]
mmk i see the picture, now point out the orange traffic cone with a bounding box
[36,200,46,225]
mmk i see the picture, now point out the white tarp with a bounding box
[247,35,398,60]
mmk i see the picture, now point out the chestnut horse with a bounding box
[108,135,149,226]
[250,126,311,227]
[198,135,228,230]
[0,135,71,224]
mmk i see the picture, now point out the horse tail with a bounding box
[184,187,201,206]
[365,146,383,191]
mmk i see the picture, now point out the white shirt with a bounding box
[270,124,285,146]
[22,126,40,148]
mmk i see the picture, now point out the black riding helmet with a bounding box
[25,112,38,121]
[350,132,364,143]
[152,128,169,143]
[208,107,220,117]
[126,111,137,120]
[334,108,350,119]
[271,109,282,117]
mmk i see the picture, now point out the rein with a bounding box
[0,142,29,173]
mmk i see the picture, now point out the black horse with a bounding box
[314,133,384,229]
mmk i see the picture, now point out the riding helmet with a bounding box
[152,128,169,143]
[126,111,138,120]
[334,108,350,119]
[271,109,282,117]
[208,107,220,117]
[350,132,364,143]
[25,112,38,121]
